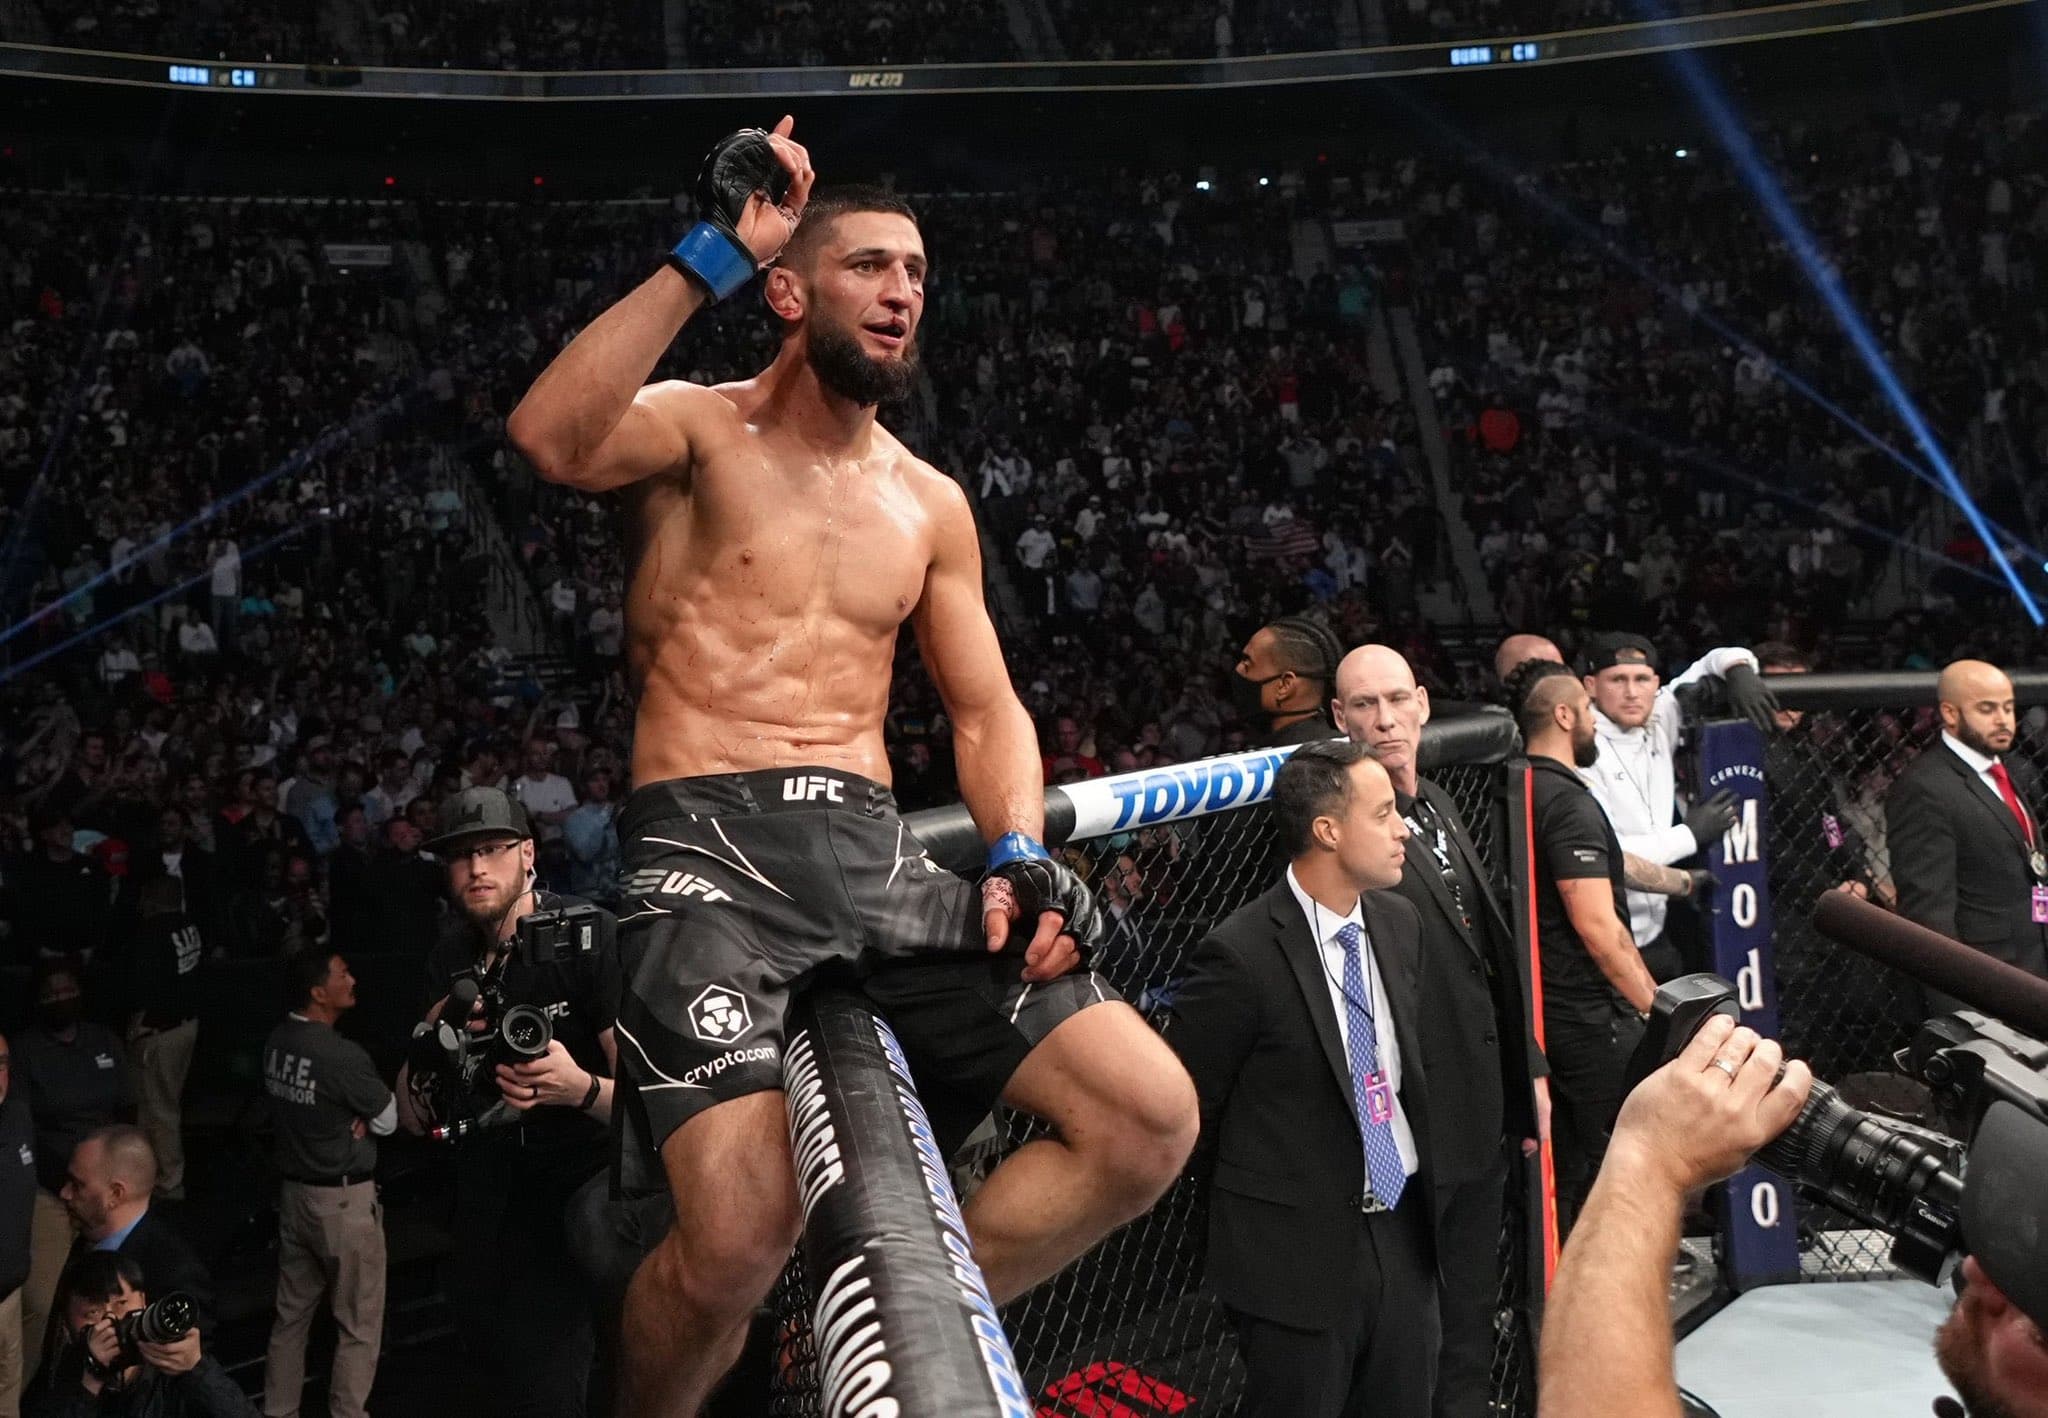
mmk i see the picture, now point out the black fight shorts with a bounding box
[612,768,1118,1192]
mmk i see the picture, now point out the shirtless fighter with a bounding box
[507,120,1198,1417]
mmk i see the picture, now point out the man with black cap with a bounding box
[1231,615,1343,747]
[1576,632,1779,981]
[394,788,619,1418]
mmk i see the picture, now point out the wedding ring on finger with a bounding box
[1709,1057,1740,1081]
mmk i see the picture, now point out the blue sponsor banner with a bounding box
[1697,720,1802,1289]
[1062,744,1302,839]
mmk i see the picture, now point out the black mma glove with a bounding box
[1683,790,1740,846]
[1722,662,1782,734]
[982,832,1103,958]
[1684,868,1718,901]
[667,128,794,303]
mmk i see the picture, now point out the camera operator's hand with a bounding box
[85,1318,123,1371]
[496,1038,593,1111]
[1609,1014,1812,1194]
[139,1329,202,1376]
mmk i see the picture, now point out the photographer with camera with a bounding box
[1539,1013,1810,1417]
[25,1253,254,1418]
[393,789,618,1418]
[1540,1012,2048,1418]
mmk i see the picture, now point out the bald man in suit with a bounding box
[1887,659,2048,1008]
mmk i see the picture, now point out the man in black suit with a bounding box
[1333,644,1547,1418]
[1887,658,2048,1006]
[1169,739,1439,1418]
[54,1127,213,1344]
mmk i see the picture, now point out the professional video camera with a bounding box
[1629,974,2048,1323]
[406,900,614,1142]
[81,1292,197,1376]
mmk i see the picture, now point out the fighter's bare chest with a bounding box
[638,456,933,618]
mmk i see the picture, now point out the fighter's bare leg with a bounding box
[621,1091,802,1418]
[963,1002,1197,1303]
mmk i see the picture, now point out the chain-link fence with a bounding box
[769,726,1534,1417]
[1695,671,2048,1283]
[762,671,2048,1413]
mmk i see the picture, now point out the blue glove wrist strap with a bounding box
[988,832,1050,870]
[669,222,755,303]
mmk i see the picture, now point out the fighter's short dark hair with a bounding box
[777,184,921,277]
[1506,659,1579,740]
[1265,615,1344,692]
[1272,738,1376,858]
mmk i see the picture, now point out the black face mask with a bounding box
[38,999,81,1031]
[1230,670,1283,723]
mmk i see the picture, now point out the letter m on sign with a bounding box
[1724,797,1760,865]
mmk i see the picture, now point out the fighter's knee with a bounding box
[1084,1061,1199,1208]
[643,1209,800,1322]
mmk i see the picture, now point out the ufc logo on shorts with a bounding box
[782,775,845,803]
[626,868,733,902]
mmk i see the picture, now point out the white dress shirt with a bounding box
[1581,646,1759,947]
[1941,731,2034,838]
[1285,867,1420,1178]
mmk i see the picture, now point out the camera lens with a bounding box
[115,1292,198,1355]
[1754,1081,1964,1283]
[498,1004,552,1060]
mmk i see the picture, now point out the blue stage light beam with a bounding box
[0,520,318,688]
[1374,86,2047,570]
[1580,405,2012,593]
[0,402,394,649]
[1648,34,2044,625]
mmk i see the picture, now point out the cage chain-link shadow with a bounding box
[1751,704,1946,1280]
[769,754,1536,1415]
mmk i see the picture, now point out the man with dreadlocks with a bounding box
[1231,615,1344,746]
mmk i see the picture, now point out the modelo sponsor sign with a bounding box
[1697,719,1801,1289]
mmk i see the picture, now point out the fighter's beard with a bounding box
[808,318,920,408]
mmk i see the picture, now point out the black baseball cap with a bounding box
[1580,632,1659,677]
[424,787,532,855]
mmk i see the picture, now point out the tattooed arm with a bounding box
[1623,853,1707,898]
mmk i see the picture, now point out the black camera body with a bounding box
[1633,974,2048,1316]
[516,899,613,965]
[84,1292,196,1376]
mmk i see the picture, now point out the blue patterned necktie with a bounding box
[1337,921,1407,1209]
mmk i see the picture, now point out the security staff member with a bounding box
[1887,659,2048,1004]
[1231,615,1342,747]
[1170,741,1440,1418]
[1577,633,1776,981]
[260,950,392,1418]
[395,789,618,1418]
[1508,661,1656,1235]
[1332,646,1546,1418]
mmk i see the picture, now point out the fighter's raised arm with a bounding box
[506,117,814,492]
